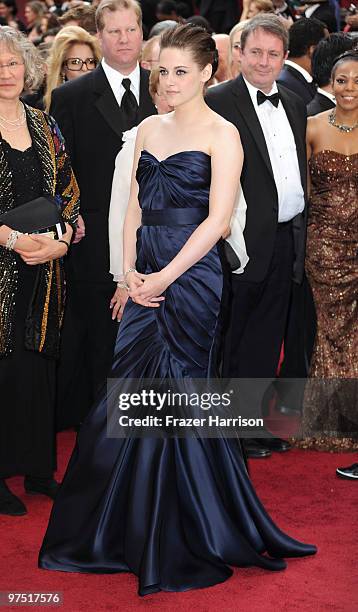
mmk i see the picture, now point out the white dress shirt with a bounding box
[243,76,305,222]
[102,59,140,108]
[284,59,313,83]
[305,3,320,18]
[317,88,336,104]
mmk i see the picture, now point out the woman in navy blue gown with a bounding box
[39,24,316,596]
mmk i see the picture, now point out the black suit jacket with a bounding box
[50,65,156,282]
[307,92,335,116]
[206,75,308,284]
[309,4,337,33]
[277,64,316,105]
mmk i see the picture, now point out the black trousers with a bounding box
[223,223,294,380]
[56,278,119,430]
[221,223,294,427]
[274,273,317,411]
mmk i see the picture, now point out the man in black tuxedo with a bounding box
[52,0,156,429]
[275,18,325,410]
[307,32,356,116]
[304,0,338,33]
[206,15,308,458]
[278,17,327,105]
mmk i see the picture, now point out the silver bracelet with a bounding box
[5,230,22,250]
[117,280,129,290]
[124,267,137,279]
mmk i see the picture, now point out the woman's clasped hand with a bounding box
[127,270,167,307]
[16,233,69,264]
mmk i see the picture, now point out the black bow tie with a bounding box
[257,90,280,107]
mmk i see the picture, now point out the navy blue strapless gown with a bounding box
[39,151,316,595]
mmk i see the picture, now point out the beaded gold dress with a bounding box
[300,150,358,450]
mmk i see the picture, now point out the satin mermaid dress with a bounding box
[39,151,316,595]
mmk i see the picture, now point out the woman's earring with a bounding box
[61,73,66,83]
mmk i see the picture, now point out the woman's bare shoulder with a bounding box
[138,113,173,134]
[209,113,241,150]
[308,110,330,132]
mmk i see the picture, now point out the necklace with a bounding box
[0,102,26,132]
[328,109,358,133]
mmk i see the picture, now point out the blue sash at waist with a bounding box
[141,208,208,226]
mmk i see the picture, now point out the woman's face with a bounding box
[332,60,358,113]
[0,44,25,102]
[62,43,97,82]
[158,47,210,109]
[231,31,243,77]
[40,16,49,33]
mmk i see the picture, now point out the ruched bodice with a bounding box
[137,150,211,212]
[39,150,316,596]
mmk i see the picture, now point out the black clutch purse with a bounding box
[224,240,241,271]
[0,196,65,238]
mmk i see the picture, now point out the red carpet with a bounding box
[1,431,357,612]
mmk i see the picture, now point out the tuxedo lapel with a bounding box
[232,76,274,181]
[285,65,316,97]
[278,85,307,196]
[93,65,124,139]
[317,93,335,112]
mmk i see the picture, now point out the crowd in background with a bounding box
[0,0,357,113]
[0,0,357,519]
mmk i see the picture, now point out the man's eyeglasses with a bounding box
[63,58,97,71]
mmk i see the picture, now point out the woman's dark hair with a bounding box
[312,34,356,87]
[160,23,219,78]
[2,0,18,17]
[331,49,358,79]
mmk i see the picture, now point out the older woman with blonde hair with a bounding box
[140,34,161,70]
[228,20,250,78]
[44,25,101,112]
[0,27,79,516]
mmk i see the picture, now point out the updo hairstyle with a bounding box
[159,23,219,80]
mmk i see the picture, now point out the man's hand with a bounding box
[110,286,129,321]
[345,14,358,28]
[72,214,85,244]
